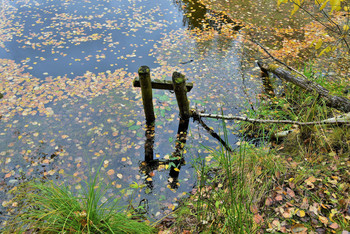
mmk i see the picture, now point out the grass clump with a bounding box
[169,126,285,233]
[3,168,155,233]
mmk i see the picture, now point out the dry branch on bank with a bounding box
[191,110,350,126]
[257,61,350,113]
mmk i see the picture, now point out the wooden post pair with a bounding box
[136,66,191,126]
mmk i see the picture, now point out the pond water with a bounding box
[0,0,260,222]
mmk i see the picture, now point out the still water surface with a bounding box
[0,0,259,220]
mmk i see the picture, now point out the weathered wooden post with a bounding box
[138,66,155,126]
[172,72,190,121]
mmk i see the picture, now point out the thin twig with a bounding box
[289,0,338,34]
[192,112,233,152]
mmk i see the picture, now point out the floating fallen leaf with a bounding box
[107,169,115,176]
[42,159,50,164]
[48,170,56,175]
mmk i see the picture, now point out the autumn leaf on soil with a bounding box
[291,224,307,234]
[250,204,259,214]
[265,197,274,206]
[296,209,306,218]
[275,194,283,201]
[305,176,316,188]
[318,215,328,225]
[281,208,293,218]
[286,187,295,198]
[328,222,339,229]
[253,213,264,224]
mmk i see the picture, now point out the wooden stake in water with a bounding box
[138,66,155,126]
[172,72,190,120]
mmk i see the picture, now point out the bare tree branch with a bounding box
[191,110,350,126]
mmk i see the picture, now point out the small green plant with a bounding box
[4,164,155,233]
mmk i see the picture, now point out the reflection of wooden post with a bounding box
[172,72,190,120]
[138,66,155,126]
[259,64,275,98]
[144,127,155,162]
[168,117,189,189]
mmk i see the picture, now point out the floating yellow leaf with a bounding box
[107,169,115,176]
[48,170,56,175]
[42,159,50,164]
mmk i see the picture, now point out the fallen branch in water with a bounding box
[191,111,233,152]
[257,61,350,113]
[191,110,350,126]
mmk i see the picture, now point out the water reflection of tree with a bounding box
[173,0,208,30]
[173,0,240,57]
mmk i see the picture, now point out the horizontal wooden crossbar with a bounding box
[133,77,193,92]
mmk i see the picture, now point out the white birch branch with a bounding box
[192,111,350,126]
